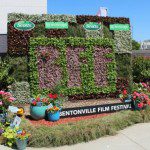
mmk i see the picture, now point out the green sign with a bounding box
[110,24,130,31]
[45,22,68,29]
[83,22,101,31]
[14,21,35,31]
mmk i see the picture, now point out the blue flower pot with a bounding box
[30,105,48,120]
[16,138,28,150]
[47,111,60,122]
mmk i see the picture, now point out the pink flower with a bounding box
[0,101,2,105]
[133,96,137,100]
[0,91,5,95]
[9,97,16,102]
[141,82,147,88]
[133,92,140,97]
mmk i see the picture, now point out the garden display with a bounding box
[46,92,64,121]
[0,12,150,149]
[30,96,49,120]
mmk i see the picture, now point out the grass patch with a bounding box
[21,108,150,148]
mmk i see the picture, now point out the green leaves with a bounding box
[29,37,117,96]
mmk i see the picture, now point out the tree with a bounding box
[132,40,141,50]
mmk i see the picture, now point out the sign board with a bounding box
[110,24,130,31]
[12,116,21,127]
[83,22,101,31]
[45,22,68,29]
[8,106,19,113]
[14,21,35,31]
[60,103,132,118]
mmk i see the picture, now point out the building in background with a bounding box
[141,40,150,50]
[0,0,47,53]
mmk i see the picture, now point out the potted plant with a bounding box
[2,127,16,147]
[30,96,49,120]
[47,105,61,121]
[46,89,67,121]
[0,90,16,123]
[15,130,30,150]
[132,91,150,110]
[119,89,132,103]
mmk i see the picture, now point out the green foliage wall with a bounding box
[114,31,132,52]
[5,13,133,99]
[8,13,132,55]
[115,53,133,91]
[29,37,117,96]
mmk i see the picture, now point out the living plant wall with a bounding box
[5,13,132,99]
[29,37,116,96]
[7,13,132,55]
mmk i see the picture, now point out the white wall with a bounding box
[0,0,47,34]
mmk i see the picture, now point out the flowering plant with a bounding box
[132,91,150,109]
[2,127,16,147]
[46,106,60,114]
[47,92,67,108]
[119,89,131,102]
[132,82,150,95]
[31,96,49,106]
[16,129,31,140]
[0,91,16,111]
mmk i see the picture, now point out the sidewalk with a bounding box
[1,123,150,150]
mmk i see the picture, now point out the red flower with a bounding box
[48,93,53,99]
[53,94,58,99]
[123,89,127,95]
[138,103,144,108]
[133,96,137,100]
[36,97,40,102]
[32,101,37,106]
[147,101,150,105]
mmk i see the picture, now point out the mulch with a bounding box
[29,113,110,127]
[24,98,119,127]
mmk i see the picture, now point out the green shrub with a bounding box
[132,40,141,50]
[0,56,15,90]
[20,108,150,148]
[132,56,150,82]
[9,82,30,104]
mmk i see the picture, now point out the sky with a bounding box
[48,0,150,42]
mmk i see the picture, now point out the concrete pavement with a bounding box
[1,123,150,150]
